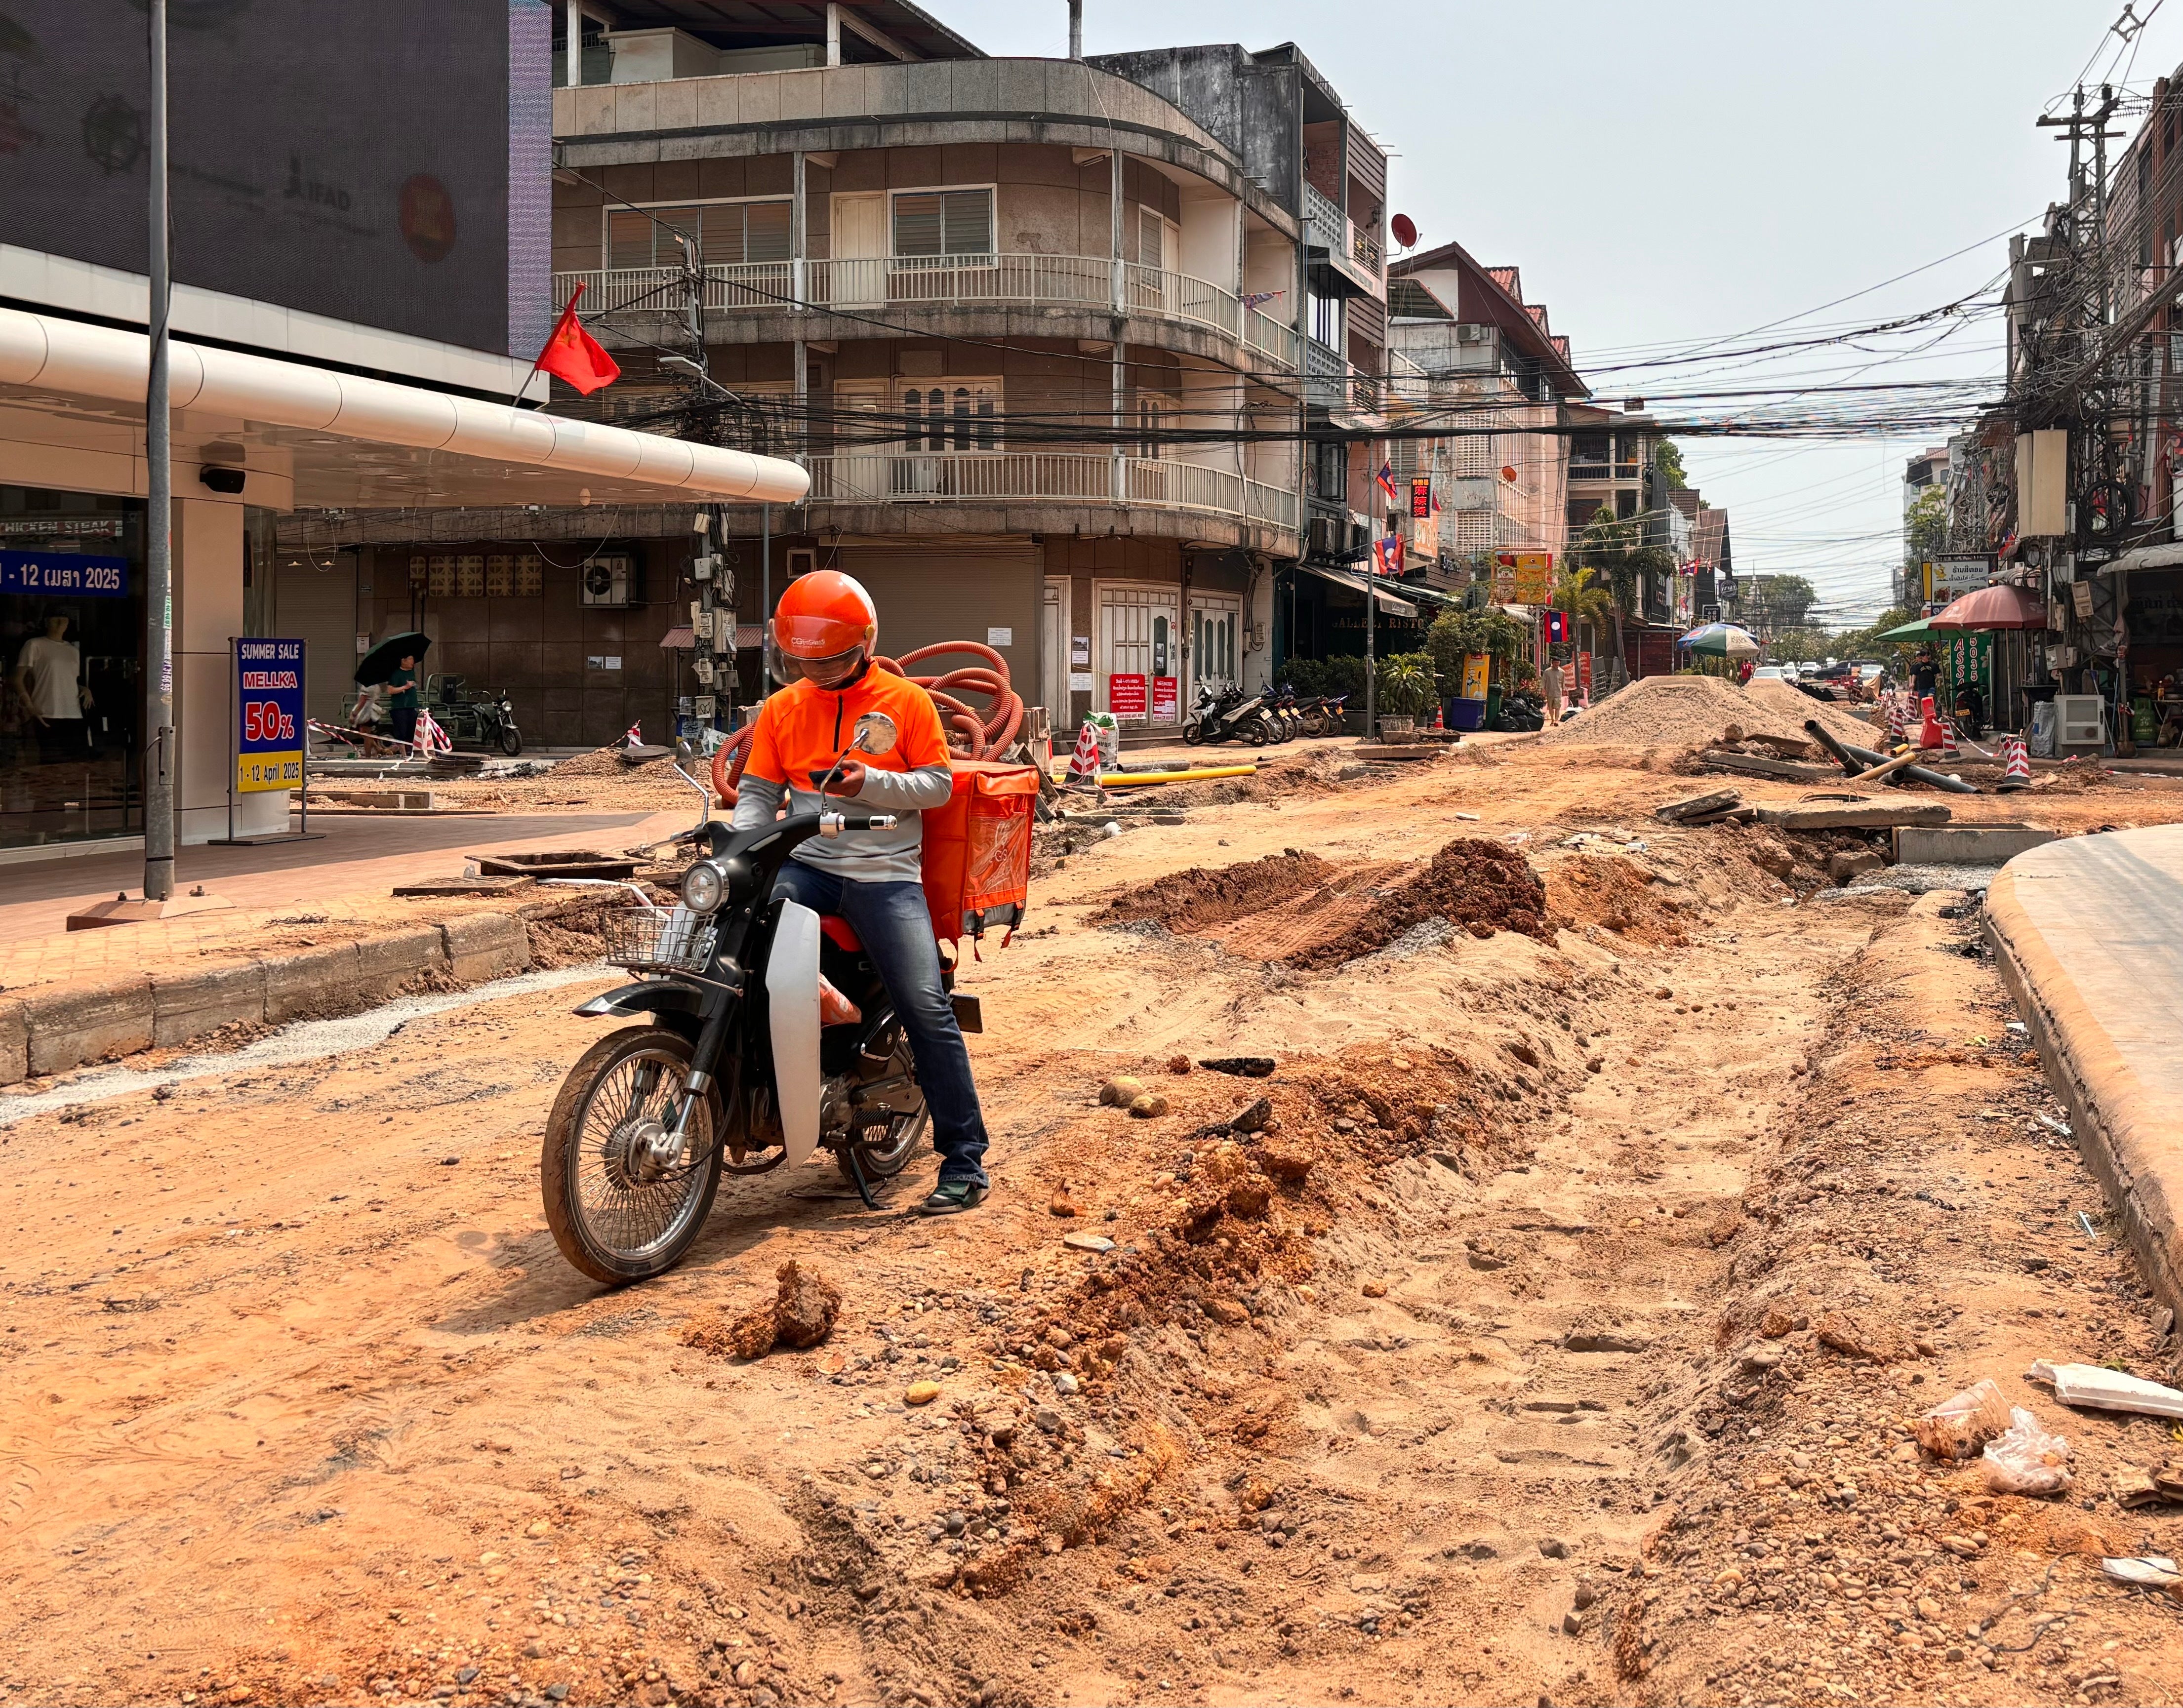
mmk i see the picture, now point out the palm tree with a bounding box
[1550,562,1616,655]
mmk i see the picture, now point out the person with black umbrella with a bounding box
[354,631,431,751]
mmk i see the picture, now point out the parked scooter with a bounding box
[1301,692,1348,737]
[1182,682,1274,746]
[1269,683,1305,741]
[538,714,981,1283]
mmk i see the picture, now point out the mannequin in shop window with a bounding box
[13,612,92,762]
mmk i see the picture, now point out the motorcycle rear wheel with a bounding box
[835,1030,930,1186]
[1245,717,1269,746]
[542,1025,724,1284]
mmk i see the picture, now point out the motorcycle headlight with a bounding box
[681,859,726,915]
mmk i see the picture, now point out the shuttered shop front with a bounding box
[836,544,1040,687]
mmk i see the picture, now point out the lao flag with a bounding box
[1375,461,1399,503]
[1372,535,1404,577]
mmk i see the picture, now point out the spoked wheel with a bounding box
[542,1026,724,1284]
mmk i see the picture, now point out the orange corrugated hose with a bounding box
[708,640,1026,808]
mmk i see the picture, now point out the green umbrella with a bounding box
[1679,622,1762,659]
[1873,615,1937,642]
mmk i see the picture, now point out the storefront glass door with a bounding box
[0,486,146,849]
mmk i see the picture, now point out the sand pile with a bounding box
[1288,838,1549,967]
[1741,678,1877,744]
[548,744,680,780]
[1537,674,1871,752]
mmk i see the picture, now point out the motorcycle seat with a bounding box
[818,915,862,953]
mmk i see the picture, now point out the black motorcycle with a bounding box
[426,673,523,755]
[540,713,974,1283]
[1183,681,1274,746]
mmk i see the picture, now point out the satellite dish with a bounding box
[1499,466,1518,483]
[1390,213,1418,249]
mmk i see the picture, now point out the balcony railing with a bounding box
[803,450,1298,534]
[553,254,1300,371]
[1303,181,1344,246]
[1303,339,1380,415]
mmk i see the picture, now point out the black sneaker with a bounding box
[916,1180,987,1216]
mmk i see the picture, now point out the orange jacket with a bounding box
[735,663,953,880]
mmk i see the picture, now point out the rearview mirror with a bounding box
[851,711,898,757]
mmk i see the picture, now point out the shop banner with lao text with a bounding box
[235,637,305,792]
[1108,673,1148,721]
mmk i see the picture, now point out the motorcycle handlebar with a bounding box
[817,811,898,837]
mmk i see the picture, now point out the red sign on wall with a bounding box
[1150,676,1179,721]
[1108,673,1148,720]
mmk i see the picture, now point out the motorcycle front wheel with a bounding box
[542,1025,724,1284]
[498,722,523,756]
[1181,720,1203,745]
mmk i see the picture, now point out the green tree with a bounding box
[1766,626,1831,664]
[1654,439,1688,489]
[1572,506,1677,663]
[1549,561,1616,640]
[1426,607,1524,688]
[1376,652,1438,716]
[1738,573,1819,636]
[1902,486,1948,602]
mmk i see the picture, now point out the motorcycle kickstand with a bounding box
[842,1144,881,1211]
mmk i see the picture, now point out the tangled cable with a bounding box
[709,640,1026,808]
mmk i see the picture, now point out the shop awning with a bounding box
[0,304,809,509]
[1297,560,1416,615]
[2102,540,2183,574]
[1874,615,1939,642]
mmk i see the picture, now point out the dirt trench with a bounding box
[7,759,2182,1708]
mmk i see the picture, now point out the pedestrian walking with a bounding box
[386,651,422,750]
[1541,656,1565,727]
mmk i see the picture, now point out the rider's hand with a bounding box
[822,760,866,797]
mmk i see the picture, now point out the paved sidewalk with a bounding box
[0,808,678,992]
[1985,824,2183,1311]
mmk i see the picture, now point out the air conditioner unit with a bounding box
[1308,515,1339,556]
[580,555,635,607]
[1456,324,1488,344]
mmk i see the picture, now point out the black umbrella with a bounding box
[355,631,432,687]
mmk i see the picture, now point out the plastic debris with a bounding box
[2027,1360,2183,1420]
[1061,1232,1115,1254]
[2077,1212,2099,1238]
[2100,1555,2182,1590]
[2037,1114,2073,1139]
[1913,1377,2014,1461]
[1981,1406,2072,1495]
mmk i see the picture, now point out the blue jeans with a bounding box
[771,860,990,1187]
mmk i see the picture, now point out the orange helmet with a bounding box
[773,570,877,660]
[769,570,877,685]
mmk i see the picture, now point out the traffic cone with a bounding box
[1938,718,1959,761]
[1064,719,1103,788]
[1432,702,1445,731]
[1999,735,2031,791]
[1884,694,1907,744]
[1917,694,1948,752]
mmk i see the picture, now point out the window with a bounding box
[1571,431,1611,471]
[1310,290,1341,349]
[901,381,1000,451]
[1616,489,1639,521]
[1567,499,1598,534]
[606,200,791,270]
[892,190,992,259]
[1134,392,1175,459]
[1136,207,1168,270]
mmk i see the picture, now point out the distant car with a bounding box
[1752,665,1796,682]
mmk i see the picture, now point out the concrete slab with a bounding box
[1894,824,2059,865]
[1986,825,2183,1312]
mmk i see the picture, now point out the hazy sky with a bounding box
[944,0,2153,625]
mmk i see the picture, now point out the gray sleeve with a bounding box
[730,775,783,831]
[853,760,954,812]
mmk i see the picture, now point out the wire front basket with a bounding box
[601,906,717,974]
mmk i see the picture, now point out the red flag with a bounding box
[533,283,620,397]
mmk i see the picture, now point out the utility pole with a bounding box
[144,0,175,902]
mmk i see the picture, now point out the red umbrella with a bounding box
[1929,584,2046,630]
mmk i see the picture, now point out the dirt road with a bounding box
[4,743,2182,1708]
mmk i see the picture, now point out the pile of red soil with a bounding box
[1093,850,1332,933]
[1545,853,1689,947]
[1288,837,1548,967]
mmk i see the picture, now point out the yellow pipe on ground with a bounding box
[1089,764,1258,787]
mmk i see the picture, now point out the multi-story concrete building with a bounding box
[1385,245,1587,566]
[519,4,1367,742]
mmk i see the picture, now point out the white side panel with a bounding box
[766,901,824,1166]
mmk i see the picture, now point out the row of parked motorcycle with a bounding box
[1182,682,1351,746]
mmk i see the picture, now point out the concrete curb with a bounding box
[4,909,541,1089]
[1986,865,2183,1315]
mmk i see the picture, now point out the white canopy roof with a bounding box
[0,304,808,510]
